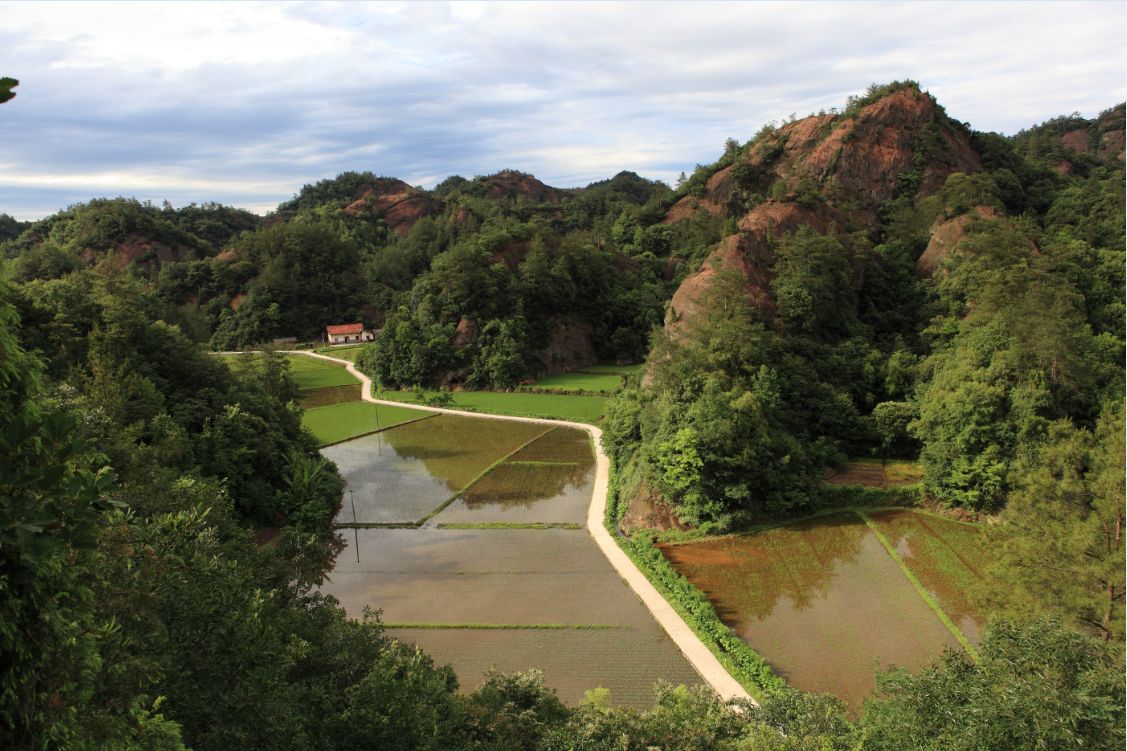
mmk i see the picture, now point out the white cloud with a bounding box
[0,0,1123,219]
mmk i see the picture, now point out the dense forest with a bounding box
[2,81,1124,748]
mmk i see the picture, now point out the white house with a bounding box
[325,323,375,345]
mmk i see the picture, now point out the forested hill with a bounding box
[3,84,1123,387]
[601,84,1124,658]
[2,80,1124,749]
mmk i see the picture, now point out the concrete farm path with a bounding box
[296,350,753,704]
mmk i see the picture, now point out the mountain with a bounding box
[3,82,1122,388]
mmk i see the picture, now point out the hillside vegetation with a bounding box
[2,81,1123,749]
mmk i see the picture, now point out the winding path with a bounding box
[298,350,753,704]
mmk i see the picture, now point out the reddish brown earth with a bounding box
[667,234,766,327]
[343,179,443,235]
[492,240,531,269]
[721,88,980,213]
[826,462,887,487]
[917,205,999,276]
[668,200,850,328]
[452,316,478,350]
[663,195,725,224]
[481,170,568,204]
[1060,128,1090,154]
[79,233,193,273]
[662,87,982,333]
[620,481,688,534]
[229,292,247,310]
[1099,128,1126,161]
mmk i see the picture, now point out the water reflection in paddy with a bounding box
[322,414,547,523]
[436,428,595,524]
[660,513,963,709]
[320,414,701,707]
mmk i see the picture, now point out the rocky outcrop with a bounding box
[452,316,478,350]
[481,170,568,204]
[665,86,980,230]
[79,233,195,273]
[917,205,999,276]
[1099,128,1126,161]
[663,194,725,224]
[1060,128,1090,154]
[342,179,443,235]
[667,234,760,327]
[667,200,850,329]
[535,317,598,374]
[662,86,981,333]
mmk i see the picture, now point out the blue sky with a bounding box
[1,1,1124,219]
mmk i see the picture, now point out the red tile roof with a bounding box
[326,323,364,335]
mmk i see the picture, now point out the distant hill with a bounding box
[3,82,1122,390]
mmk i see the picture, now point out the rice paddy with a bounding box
[659,510,990,709]
[436,427,595,524]
[298,384,363,409]
[284,353,361,389]
[528,372,624,393]
[318,415,700,707]
[374,389,608,425]
[304,402,432,447]
[326,527,700,707]
[865,510,991,643]
[827,459,924,488]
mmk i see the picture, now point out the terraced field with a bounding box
[659,510,990,709]
[320,415,700,707]
[865,510,991,643]
[437,428,595,524]
[375,389,608,424]
[305,402,431,447]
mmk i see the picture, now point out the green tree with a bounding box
[861,618,1124,751]
[985,405,1125,646]
[771,227,859,339]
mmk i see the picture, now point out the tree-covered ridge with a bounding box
[602,85,1124,652]
[1,79,1124,749]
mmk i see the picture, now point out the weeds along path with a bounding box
[297,350,753,704]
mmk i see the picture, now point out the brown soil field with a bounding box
[660,514,959,709]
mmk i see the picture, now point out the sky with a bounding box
[1,1,1124,220]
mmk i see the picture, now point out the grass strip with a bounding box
[314,412,439,449]
[506,460,581,467]
[415,426,556,524]
[615,532,786,702]
[855,510,979,660]
[333,522,418,529]
[436,522,583,530]
[373,389,607,425]
[381,622,619,630]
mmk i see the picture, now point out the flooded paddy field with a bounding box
[322,415,547,523]
[320,416,700,708]
[436,427,595,524]
[388,626,699,708]
[865,510,991,643]
[329,528,656,625]
[660,512,966,708]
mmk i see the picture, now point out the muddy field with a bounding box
[866,510,991,643]
[435,427,595,524]
[660,513,962,708]
[319,417,700,708]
